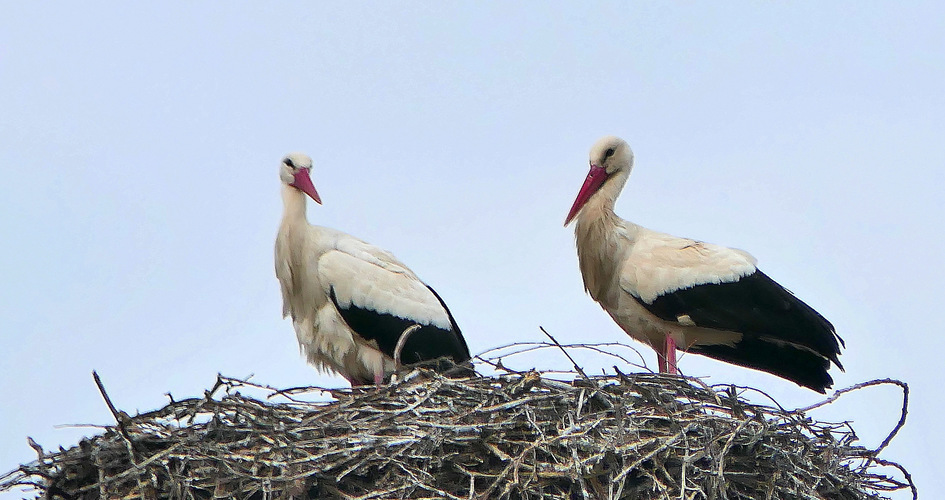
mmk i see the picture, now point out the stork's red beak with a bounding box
[564,165,608,226]
[292,168,322,204]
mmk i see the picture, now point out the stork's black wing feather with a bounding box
[636,270,844,392]
[329,285,471,367]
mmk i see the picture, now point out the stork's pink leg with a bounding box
[663,336,678,375]
[374,372,384,386]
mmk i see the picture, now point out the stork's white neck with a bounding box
[281,184,309,223]
[573,170,636,302]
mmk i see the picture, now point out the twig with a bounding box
[539,326,590,381]
[476,341,647,370]
[796,378,909,456]
[26,438,47,477]
[394,324,422,369]
[867,456,917,500]
[92,371,125,425]
[92,370,139,465]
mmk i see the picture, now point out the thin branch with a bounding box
[539,326,590,381]
[92,371,125,426]
[92,370,139,465]
[394,324,422,369]
[796,378,909,456]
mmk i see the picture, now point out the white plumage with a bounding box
[565,136,843,392]
[618,230,758,304]
[275,153,470,386]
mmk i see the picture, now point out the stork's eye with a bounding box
[283,157,295,168]
[604,148,616,159]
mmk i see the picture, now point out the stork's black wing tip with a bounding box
[691,336,839,393]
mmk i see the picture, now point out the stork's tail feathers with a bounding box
[690,337,842,393]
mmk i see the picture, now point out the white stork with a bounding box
[275,153,471,386]
[564,136,844,392]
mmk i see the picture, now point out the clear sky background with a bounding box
[1,3,942,498]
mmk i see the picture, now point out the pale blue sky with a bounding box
[2,3,942,498]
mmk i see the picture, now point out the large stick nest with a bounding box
[1,343,915,500]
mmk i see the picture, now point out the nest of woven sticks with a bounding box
[0,342,915,500]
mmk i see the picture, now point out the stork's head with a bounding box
[564,136,634,225]
[280,153,322,204]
